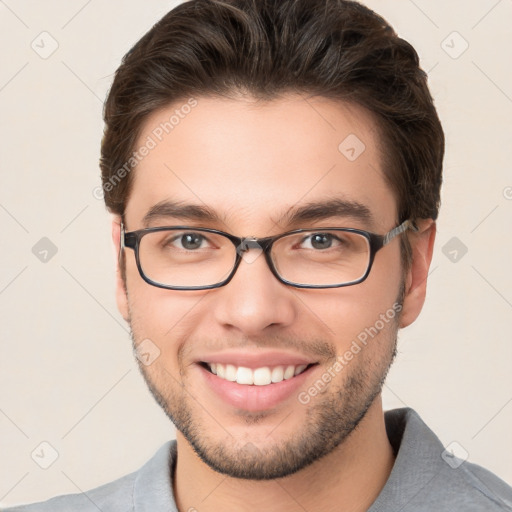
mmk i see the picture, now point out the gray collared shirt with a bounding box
[4,408,512,511]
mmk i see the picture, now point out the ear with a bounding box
[399,219,436,328]
[111,216,130,323]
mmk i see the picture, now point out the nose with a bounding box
[211,248,297,336]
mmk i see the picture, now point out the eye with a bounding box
[301,233,339,250]
[172,232,207,250]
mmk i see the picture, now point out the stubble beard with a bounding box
[130,315,400,481]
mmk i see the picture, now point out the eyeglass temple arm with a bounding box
[119,221,126,263]
[382,219,419,245]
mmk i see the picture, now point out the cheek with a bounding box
[126,277,211,368]
[298,259,402,347]
[125,255,195,334]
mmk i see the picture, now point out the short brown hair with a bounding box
[100,0,444,267]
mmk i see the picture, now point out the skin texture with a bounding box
[111,94,436,512]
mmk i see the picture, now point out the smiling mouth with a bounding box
[200,362,317,386]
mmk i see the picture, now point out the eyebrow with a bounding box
[279,198,374,227]
[142,200,221,227]
[141,198,374,229]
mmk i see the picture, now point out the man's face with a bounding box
[115,95,413,479]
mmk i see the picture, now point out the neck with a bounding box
[173,397,395,512]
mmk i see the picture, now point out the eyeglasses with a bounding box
[121,219,417,290]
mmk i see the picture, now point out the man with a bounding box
[6,0,512,510]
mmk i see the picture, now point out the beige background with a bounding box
[1,0,511,507]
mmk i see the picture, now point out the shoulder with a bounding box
[374,408,512,511]
[444,459,512,511]
[2,471,137,512]
[416,457,512,511]
[2,441,176,512]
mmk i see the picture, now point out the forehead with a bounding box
[125,94,396,232]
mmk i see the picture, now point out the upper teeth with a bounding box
[208,363,308,386]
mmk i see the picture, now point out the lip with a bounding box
[197,361,318,412]
[196,350,317,369]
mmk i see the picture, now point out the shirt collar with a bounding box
[133,440,178,511]
[368,407,446,510]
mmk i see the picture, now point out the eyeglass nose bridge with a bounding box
[236,237,259,252]
[235,236,275,265]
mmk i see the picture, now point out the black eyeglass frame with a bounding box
[121,219,418,291]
